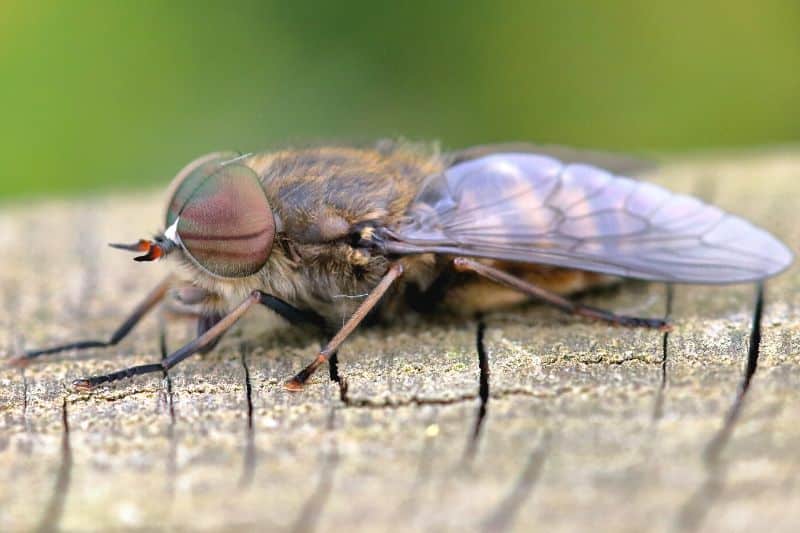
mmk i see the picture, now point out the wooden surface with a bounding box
[1,149,799,532]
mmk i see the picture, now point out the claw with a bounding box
[6,354,30,369]
[71,378,95,392]
[284,378,305,392]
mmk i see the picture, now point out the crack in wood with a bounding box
[338,318,496,418]
[392,413,440,524]
[652,283,674,421]
[338,369,596,411]
[480,432,550,532]
[581,354,659,366]
[337,385,571,410]
[465,318,490,461]
[35,398,73,533]
[239,344,257,488]
[290,448,339,533]
[338,387,478,408]
[159,325,177,500]
[66,387,162,405]
[703,282,764,464]
[159,325,177,423]
[674,471,725,533]
[21,368,29,429]
[674,282,765,532]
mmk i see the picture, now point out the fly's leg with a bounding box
[176,293,328,356]
[452,258,671,331]
[194,312,224,354]
[164,289,226,354]
[257,295,341,382]
[259,294,327,329]
[285,262,404,391]
[8,276,173,368]
[73,291,334,391]
[327,351,341,383]
[72,290,275,390]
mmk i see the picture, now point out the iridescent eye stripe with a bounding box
[176,228,271,241]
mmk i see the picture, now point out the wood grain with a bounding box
[1,149,799,532]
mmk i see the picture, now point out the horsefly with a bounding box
[11,142,793,391]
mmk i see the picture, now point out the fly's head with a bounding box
[112,152,278,291]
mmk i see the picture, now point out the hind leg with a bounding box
[452,258,670,330]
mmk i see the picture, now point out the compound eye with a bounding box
[176,164,275,278]
[165,152,239,227]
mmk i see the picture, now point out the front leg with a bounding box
[8,276,174,367]
[72,291,271,389]
[72,291,336,391]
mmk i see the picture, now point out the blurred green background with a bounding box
[2,1,799,199]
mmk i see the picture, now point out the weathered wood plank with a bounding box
[1,150,798,532]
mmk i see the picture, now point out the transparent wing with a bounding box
[448,142,654,176]
[387,153,793,284]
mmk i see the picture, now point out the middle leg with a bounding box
[72,290,338,391]
[284,262,404,391]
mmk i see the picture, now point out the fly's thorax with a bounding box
[245,144,446,237]
[279,242,390,310]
